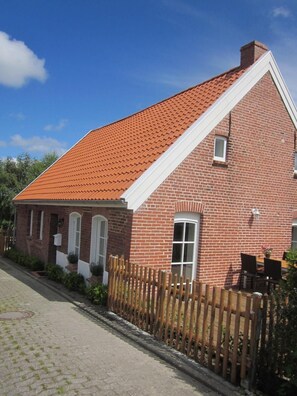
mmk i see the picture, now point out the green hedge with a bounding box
[63,272,85,293]
[45,263,65,283]
[4,248,44,271]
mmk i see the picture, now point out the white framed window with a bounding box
[171,212,200,283]
[214,136,227,162]
[37,210,44,240]
[292,219,297,249]
[90,215,108,269]
[294,152,297,174]
[68,212,81,256]
[27,209,33,237]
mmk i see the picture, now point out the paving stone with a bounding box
[0,258,224,395]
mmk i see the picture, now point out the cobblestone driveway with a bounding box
[0,259,217,396]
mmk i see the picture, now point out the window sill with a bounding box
[212,160,228,168]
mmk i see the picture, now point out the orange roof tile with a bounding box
[14,66,246,202]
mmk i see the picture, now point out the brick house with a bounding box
[13,41,297,288]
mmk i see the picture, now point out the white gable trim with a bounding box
[121,51,297,212]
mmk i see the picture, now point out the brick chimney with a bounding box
[240,41,268,68]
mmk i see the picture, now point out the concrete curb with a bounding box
[1,257,244,396]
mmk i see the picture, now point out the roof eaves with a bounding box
[13,198,128,209]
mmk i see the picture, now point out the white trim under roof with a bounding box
[121,51,297,212]
[14,199,127,208]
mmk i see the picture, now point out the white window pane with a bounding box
[100,220,106,236]
[98,256,104,266]
[172,243,182,263]
[183,243,194,262]
[75,231,80,247]
[69,213,81,257]
[99,238,105,255]
[30,210,33,236]
[183,264,193,280]
[76,217,81,231]
[171,214,200,283]
[214,137,227,161]
[173,223,184,241]
[185,223,195,241]
[40,211,44,240]
[90,216,108,269]
[215,138,225,158]
[292,226,297,244]
[172,264,181,278]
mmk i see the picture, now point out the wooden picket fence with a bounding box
[0,232,14,256]
[108,255,264,388]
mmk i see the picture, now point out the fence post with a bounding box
[248,292,263,391]
[0,233,4,256]
[107,255,114,310]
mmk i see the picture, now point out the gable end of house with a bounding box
[122,49,297,212]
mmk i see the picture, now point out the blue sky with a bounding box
[0,0,297,159]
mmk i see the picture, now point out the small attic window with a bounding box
[294,152,297,174]
[214,136,227,162]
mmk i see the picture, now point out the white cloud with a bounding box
[9,112,26,120]
[0,31,48,88]
[145,72,203,89]
[10,134,67,156]
[0,140,6,147]
[44,119,68,132]
[161,0,206,20]
[272,7,291,18]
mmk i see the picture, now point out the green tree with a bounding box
[260,249,297,394]
[0,152,58,231]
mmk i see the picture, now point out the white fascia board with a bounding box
[267,53,297,129]
[14,199,127,208]
[122,51,297,212]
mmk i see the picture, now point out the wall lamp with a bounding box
[251,208,260,220]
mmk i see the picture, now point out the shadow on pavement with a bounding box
[0,257,67,302]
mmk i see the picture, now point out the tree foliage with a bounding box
[276,251,297,391]
[260,249,297,394]
[0,152,58,230]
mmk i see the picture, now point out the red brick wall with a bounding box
[129,72,297,287]
[15,204,132,264]
[15,205,65,263]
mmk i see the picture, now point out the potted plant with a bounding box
[262,245,272,258]
[66,252,78,272]
[88,262,104,285]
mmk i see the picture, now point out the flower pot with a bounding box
[66,263,78,272]
[87,275,103,285]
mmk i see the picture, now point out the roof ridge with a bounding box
[15,60,248,203]
[91,64,244,134]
